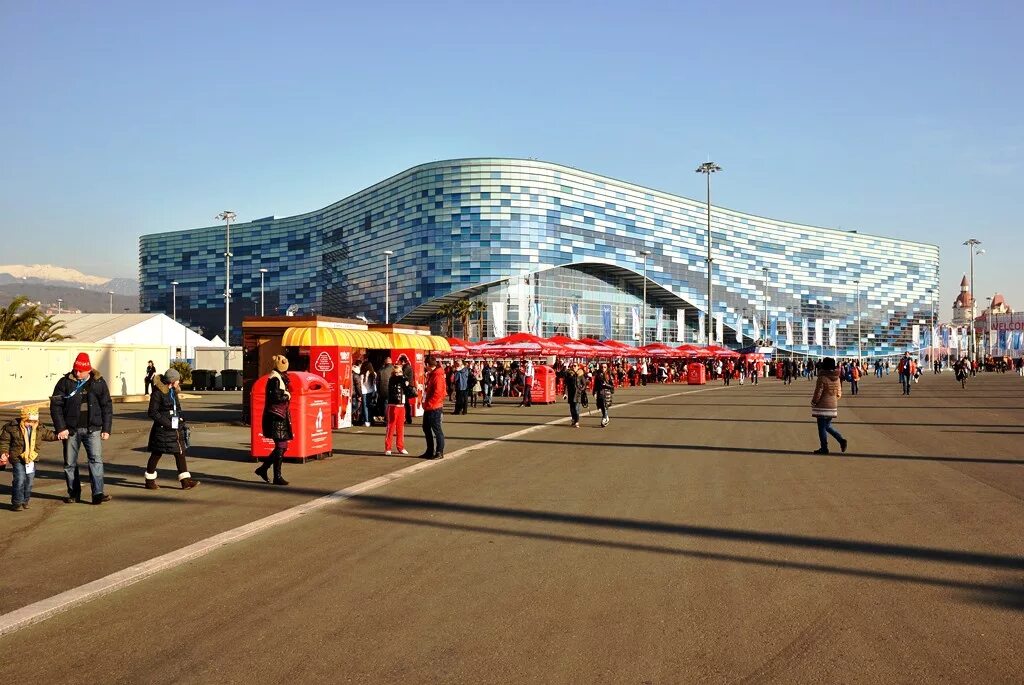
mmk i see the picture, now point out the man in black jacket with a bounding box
[49,353,114,504]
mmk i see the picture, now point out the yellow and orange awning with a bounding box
[282,327,391,349]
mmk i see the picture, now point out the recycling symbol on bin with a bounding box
[314,351,334,373]
[315,408,324,431]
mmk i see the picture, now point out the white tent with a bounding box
[56,313,213,361]
[208,335,225,346]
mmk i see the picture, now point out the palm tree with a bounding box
[436,302,456,338]
[470,300,487,341]
[454,299,473,339]
[0,296,67,342]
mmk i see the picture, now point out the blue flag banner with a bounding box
[998,329,1007,351]
[602,304,613,340]
[769,317,778,342]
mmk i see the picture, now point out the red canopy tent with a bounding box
[676,344,713,358]
[597,339,644,357]
[548,335,599,358]
[706,345,740,359]
[476,332,571,358]
[445,337,473,358]
[640,342,686,358]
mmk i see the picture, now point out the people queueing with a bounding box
[897,352,916,396]
[593,362,615,428]
[144,368,200,490]
[144,360,157,395]
[359,361,377,427]
[420,356,446,459]
[50,352,113,505]
[384,361,413,456]
[1,405,59,511]
[810,357,848,455]
[376,356,394,423]
[256,355,292,486]
[401,356,415,425]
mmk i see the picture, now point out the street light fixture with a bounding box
[171,281,181,360]
[986,296,993,356]
[383,250,394,324]
[695,162,721,343]
[217,210,236,370]
[258,268,268,316]
[963,238,981,360]
[640,250,652,346]
[108,291,114,314]
[57,298,62,314]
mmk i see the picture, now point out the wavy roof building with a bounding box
[140,158,939,357]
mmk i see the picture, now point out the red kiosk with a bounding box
[370,328,452,418]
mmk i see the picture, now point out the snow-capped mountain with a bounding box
[0,264,138,296]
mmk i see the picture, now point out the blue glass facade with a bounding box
[140,158,939,356]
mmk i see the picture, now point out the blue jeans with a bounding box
[900,373,911,395]
[816,417,844,451]
[568,400,580,424]
[361,393,374,424]
[422,408,445,456]
[63,427,104,498]
[11,459,35,505]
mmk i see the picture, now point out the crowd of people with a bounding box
[3,346,1023,511]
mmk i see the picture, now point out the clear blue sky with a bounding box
[2,1,1020,318]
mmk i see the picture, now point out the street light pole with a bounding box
[57,298,62,314]
[986,296,993,357]
[964,238,981,360]
[761,266,769,343]
[854,279,861,366]
[108,291,114,314]
[258,268,268,316]
[172,280,180,360]
[696,162,721,344]
[383,250,394,324]
[217,211,236,371]
[640,250,651,346]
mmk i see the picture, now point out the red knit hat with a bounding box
[73,353,92,373]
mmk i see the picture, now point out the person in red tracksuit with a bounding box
[420,356,447,459]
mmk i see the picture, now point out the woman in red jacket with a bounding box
[420,356,446,459]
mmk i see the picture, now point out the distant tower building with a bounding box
[951,275,974,325]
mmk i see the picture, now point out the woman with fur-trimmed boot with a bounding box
[144,368,200,490]
[256,355,292,486]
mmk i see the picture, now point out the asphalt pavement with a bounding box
[0,371,1021,683]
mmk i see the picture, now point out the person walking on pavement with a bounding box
[256,355,292,486]
[810,357,847,455]
[452,359,470,415]
[384,362,413,456]
[480,361,496,407]
[144,368,200,490]
[850,361,861,396]
[144,360,157,395]
[1,405,59,511]
[898,352,916,395]
[50,352,113,505]
[359,361,377,427]
[593,362,615,428]
[561,362,585,428]
[420,356,446,459]
[376,356,394,423]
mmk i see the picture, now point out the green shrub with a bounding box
[170,360,192,385]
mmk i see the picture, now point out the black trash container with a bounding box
[221,369,241,391]
[192,370,210,391]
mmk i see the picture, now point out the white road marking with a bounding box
[0,384,730,637]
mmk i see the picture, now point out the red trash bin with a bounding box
[251,371,334,462]
[531,365,557,404]
[687,362,706,385]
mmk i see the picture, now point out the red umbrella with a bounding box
[445,337,472,358]
[599,339,644,357]
[639,342,681,358]
[477,333,570,357]
[707,345,740,359]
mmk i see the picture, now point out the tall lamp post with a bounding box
[57,298,62,314]
[854,279,862,366]
[171,280,181,360]
[696,162,722,341]
[108,291,114,314]
[383,250,394,324]
[964,238,981,360]
[640,250,651,346]
[761,266,769,344]
[258,268,268,316]
[217,211,236,370]
[986,296,993,356]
